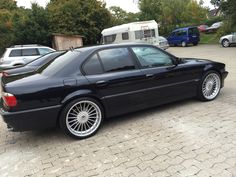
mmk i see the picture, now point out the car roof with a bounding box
[75,43,155,53]
[7,45,51,50]
[173,26,197,32]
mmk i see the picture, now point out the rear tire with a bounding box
[197,71,221,101]
[59,97,104,139]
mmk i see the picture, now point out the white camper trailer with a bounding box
[101,20,169,49]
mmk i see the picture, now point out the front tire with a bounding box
[197,71,221,101]
[222,39,230,47]
[59,97,104,139]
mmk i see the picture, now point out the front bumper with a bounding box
[0,105,61,131]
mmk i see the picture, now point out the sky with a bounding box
[15,0,215,12]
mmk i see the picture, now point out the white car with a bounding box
[206,22,223,33]
[219,32,236,47]
[0,45,55,68]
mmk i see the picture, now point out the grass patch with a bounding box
[200,33,219,44]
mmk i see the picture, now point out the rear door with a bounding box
[188,27,200,43]
[83,47,148,117]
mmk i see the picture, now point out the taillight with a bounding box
[2,72,9,77]
[2,92,17,107]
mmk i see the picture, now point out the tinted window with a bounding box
[122,32,129,40]
[104,34,116,44]
[9,49,22,57]
[39,51,81,77]
[131,47,173,68]
[83,54,103,75]
[188,27,199,35]
[28,52,64,66]
[176,30,187,36]
[22,48,39,56]
[38,48,54,55]
[98,48,135,72]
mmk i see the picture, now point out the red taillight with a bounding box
[2,72,9,77]
[2,92,17,107]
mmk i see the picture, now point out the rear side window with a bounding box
[188,28,199,35]
[9,49,22,57]
[83,54,103,75]
[98,48,135,72]
[38,48,54,55]
[22,48,39,56]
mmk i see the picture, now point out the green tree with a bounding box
[109,6,139,25]
[0,0,17,10]
[47,0,112,44]
[13,3,50,46]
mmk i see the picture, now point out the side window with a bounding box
[9,49,22,57]
[103,34,116,44]
[122,32,129,40]
[22,48,39,56]
[38,48,54,55]
[98,48,135,72]
[83,54,103,75]
[131,47,173,68]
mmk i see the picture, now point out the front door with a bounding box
[130,46,201,106]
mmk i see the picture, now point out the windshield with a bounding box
[38,50,81,77]
[28,51,65,66]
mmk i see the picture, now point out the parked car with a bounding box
[1,51,65,76]
[205,22,223,33]
[158,36,169,50]
[0,43,228,139]
[198,25,209,33]
[219,32,236,47]
[0,44,55,68]
[167,27,200,47]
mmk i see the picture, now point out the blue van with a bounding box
[167,27,200,47]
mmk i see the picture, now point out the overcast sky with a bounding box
[15,0,214,12]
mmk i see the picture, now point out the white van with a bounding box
[101,20,169,50]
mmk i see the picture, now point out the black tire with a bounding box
[193,42,198,46]
[197,71,221,101]
[59,97,104,139]
[221,39,230,47]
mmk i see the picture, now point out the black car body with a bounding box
[1,51,65,76]
[0,43,228,139]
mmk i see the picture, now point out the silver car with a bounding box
[219,32,236,47]
[158,36,169,50]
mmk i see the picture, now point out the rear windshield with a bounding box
[38,50,81,77]
[188,27,199,35]
[28,51,64,66]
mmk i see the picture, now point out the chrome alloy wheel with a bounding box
[202,73,221,100]
[66,100,102,137]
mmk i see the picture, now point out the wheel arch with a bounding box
[56,90,106,126]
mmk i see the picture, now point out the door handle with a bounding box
[146,73,155,78]
[96,80,108,87]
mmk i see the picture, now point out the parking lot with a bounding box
[0,44,235,177]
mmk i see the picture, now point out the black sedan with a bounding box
[0,43,228,139]
[1,51,65,76]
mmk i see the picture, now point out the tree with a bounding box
[210,0,223,8]
[109,6,139,25]
[0,0,17,10]
[47,0,112,44]
[13,3,50,46]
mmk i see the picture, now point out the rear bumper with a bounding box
[0,105,61,131]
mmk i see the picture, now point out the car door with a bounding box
[130,46,201,106]
[167,32,177,45]
[232,33,236,43]
[83,47,148,117]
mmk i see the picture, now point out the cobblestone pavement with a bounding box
[0,45,236,177]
